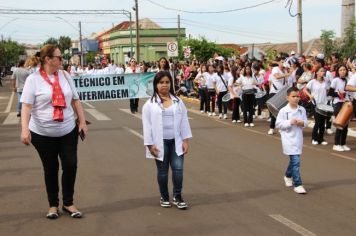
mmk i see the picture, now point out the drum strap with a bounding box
[218,74,228,91]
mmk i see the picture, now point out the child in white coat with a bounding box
[276,87,308,194]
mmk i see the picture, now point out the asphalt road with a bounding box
[1,77,356,236]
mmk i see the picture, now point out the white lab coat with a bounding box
[142,94,192,161]
[276,104,307,155]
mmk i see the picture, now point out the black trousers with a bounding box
[242,93,255,123]
[232,98,241,121]
[333,102,348,145]
[207,90,216,113]
[312,110,326,143]
[217,91,228,114]
[130,98,139,113]
[269,93,276,129]
[31,127,78,207]
[199,87,208,112]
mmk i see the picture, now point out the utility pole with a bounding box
[177,14,180,56]
[297,0,303,55]
[134,0,140,62]
[341,0,355,39]
[79,21,83,65]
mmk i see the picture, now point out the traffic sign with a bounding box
[167,41,178,57]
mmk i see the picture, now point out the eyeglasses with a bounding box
[51,55,63,61]
[130,60,136,63]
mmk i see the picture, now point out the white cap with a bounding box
[316,53,325,60]
[290,50,296,55]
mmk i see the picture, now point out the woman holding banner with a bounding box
[142,71,192,210]
[126,58,141,113]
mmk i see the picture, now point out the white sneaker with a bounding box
[200,110,204,113]
[268,129,274,135]
[253,115,256,119]
[311,140,318,145]
[212,113,216,116]
[223,114,227,119]
[249,123,255,127]
[218,114,222,119]
[294,185,307,194]
[258,115,264,119]
[321,141,328,145]
[283,176,293,187]
[237,120,242,123]
[342,145,351,151]
[333,145,344,152]
[267,118,271,122]
[232,120,237,123]
[326,128,333,134]
[208,112,212,116]
[244,123,249,127]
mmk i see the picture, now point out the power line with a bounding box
[144,0,277,14]
[285,0,298,17]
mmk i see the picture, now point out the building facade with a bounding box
[97,18,186,64]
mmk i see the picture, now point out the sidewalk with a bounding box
[180,95,356,138]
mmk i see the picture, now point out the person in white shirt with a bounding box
[305,67,329,145]
[237,65,257,127]
[253,64,266,119]
[12,59,30,117]
[329,65,350,152]
[268,57,291,135]
[215,64,230,119]
[276,86,308,194]
[204,64,218,116]
[114,64,125,74]
[142,71,192,209]
[125,58,141,113]
[20,44,88,219]
[228,66,242,123]
[194,64,208,113]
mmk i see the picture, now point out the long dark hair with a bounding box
[231,66,239,83]
[335,64,348,79]
[151,71,178,102]
[158,57,170,71]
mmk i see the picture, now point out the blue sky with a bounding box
[0,0,348,45]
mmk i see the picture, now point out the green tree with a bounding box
[179,37,234,62]
[339,20,356,59]
[0,39,25,66]
[58,36,72,52]
[43,37,59,46]
[85,51,97,64]
[320,30,336,59]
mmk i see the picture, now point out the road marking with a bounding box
[85,109,111,120]
[123,126,143,139]
[4,92,15,113]
[0,96,8,100]
[120,108,142,119]
[269,214,317,236]
[3,112,19,125]
[82,101,95,109]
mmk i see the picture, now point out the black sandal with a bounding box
[62,206,83,218]
[46,208,59,220]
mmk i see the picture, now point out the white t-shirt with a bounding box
[269,67,287,94]
[21,70,79,137]
[228,76,241,97]
[347,74,356,99]
[125,66,141,74]
[215,73,229,92]
[306,79,328,105]
[12,67,30,92]
[237,76,256,91]
[114,67,125,74]
[203,72,217,89]
[330,77,348,104]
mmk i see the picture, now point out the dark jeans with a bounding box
[155,139,184,199]
[130,98,139,113]
[217,91,228,114]
[31,127,78,207]
[207,89,216,113]
[285,155,302,187]
[312,110,326,143]
[232,98,241,121]
[199,87,208,112]
[333,102,348,145]
[242,93,255,123]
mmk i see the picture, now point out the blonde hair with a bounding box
[25,55,40,68]
[40,44,59,66]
